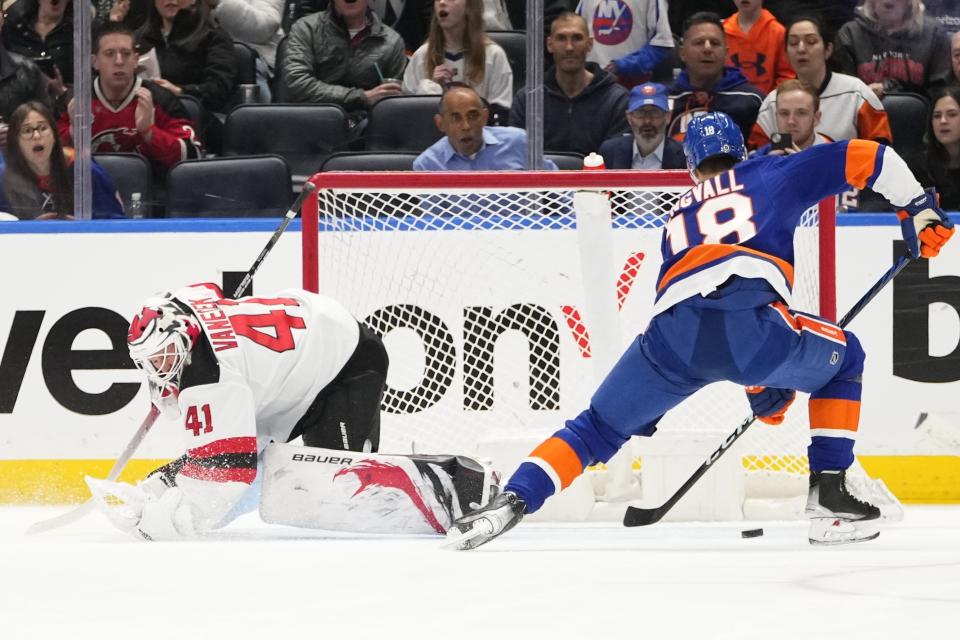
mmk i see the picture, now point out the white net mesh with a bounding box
[305,172,828,499]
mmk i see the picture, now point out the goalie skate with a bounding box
[806,470,881,546]
[444,492,525,551]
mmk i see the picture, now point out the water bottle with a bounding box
[583,152,606,171]
[129,192,145,219]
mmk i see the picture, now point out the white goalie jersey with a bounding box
[160,283,361,531]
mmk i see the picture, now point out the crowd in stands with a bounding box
[0,0,958,219]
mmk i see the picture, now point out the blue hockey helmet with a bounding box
[683,112,747,177]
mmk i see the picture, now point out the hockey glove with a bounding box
[745,386,796,426]
[898,189,955,259]
[86,475,196,541]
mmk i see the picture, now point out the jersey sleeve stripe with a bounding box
[809,398,861,433]
[657,244,794,293]
[528,436,585,491]
[180,463,257,484]
[185,451,257,470]
[843,139,882,189]
[187,436,258,459]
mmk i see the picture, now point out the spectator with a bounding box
[577,0,674,87]
[668,11,763,142]
[918,86,960,210]
[599,82,684,169]
[135,0,237,113]
[59,22,202,179]
[213,0,284,103]
[510,12,629,157]
[403,0,513,122]
[754,79,826,155]
[2,0,74,86]
[414,83,557,170]
[751,15,892,148]
[0,101,124,220]
[722,0,793,94]
[0,8,57,145]
[833,0,951,99]
[283,0,406,126]
[284,0,432,52]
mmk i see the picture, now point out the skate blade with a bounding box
[808,517,880,546]
[441,518,494,551]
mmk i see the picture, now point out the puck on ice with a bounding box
[741,528,764,538]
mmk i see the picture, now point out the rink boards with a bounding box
[0,216,958,503]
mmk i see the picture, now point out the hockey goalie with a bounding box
[87,282,497,540]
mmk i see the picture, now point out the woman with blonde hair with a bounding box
[403,0,513,122]
[833,0,951,99]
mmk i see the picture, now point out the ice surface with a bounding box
[2,506,958,639]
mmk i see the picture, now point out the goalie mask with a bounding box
[128,295,201,401]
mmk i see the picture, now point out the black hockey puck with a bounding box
[741,528,764,538]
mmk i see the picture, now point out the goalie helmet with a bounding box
[683,111,747,178]
[127,294,201,395]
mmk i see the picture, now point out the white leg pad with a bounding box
[259,443,496,535]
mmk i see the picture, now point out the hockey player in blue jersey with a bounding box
[448,111,955,549]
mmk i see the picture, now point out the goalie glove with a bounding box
[86,475,196,541]
[745,386,796,426]
[898,189,955,259]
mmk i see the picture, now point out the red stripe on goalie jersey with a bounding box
[181,436,258,483]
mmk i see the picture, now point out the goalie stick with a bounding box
[26,181,320,535]
[623,253,912,527]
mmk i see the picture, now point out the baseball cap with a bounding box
[628,83,669,113]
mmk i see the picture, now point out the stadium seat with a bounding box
[223,104,351,184]
[546,152,585,170]
[226,41,260,109]
[166,155,292,218]
[882,92,929,158]
[365,95,443,151]
[487,30,526,97]
[94,152,154,216]
[178,94,205,145]
[320,152,419,172]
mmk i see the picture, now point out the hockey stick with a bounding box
[623,253,912,527]
[25,406,160,535]
[26,183,319,535]
[232,181,316,298]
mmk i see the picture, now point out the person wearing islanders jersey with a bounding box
[101,282,389,540]
[447,111,955,550]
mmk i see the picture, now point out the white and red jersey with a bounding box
[166,283,360,530]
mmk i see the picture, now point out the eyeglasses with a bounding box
[19,123,50,138]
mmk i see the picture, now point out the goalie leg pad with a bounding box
[259,443,498,535]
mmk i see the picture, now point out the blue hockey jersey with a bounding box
[653,139,923,316]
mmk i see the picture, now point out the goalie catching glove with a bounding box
[86,474,197,541]
[898,189,955,259]
[745,386,796,425]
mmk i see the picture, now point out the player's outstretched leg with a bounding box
[803,332,880,545]
[445,491,526,550]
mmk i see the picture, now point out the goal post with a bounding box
[299,169,860,521]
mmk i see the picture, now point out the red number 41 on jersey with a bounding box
[185,404,213,436]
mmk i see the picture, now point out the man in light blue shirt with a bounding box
[414,84,558,171]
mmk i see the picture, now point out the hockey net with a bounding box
[300,170,893,520]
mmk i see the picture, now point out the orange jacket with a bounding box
[723,9,795,94]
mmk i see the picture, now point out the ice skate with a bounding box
[444,491,526,550]
[805,470,881,546]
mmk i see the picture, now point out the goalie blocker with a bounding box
[260,443,499,535]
